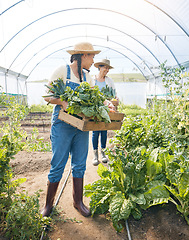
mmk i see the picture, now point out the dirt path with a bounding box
[9,127,189,240]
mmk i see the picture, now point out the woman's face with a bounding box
[82,54,95,70]
[99,65,110,76]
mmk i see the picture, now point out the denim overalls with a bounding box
[48,65,89,183]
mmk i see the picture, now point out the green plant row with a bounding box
[84,144,189,232]
[0,94,51,239]
[84,62,189,232]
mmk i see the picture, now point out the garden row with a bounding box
[0,96,52,239]
[84,63,189,232]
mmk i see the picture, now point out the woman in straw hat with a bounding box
[41,42,108,218]
[92,59,119,166]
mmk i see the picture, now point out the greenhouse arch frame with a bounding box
[0,0,189,104]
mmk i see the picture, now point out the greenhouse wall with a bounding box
[0,66,28,105]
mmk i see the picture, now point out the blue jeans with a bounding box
[48,105,89,182]
[92,130,107,150]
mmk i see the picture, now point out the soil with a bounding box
[2,125,189,240]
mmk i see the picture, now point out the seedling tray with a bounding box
[58,109,124,131]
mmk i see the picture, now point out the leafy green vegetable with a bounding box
[101,85,116,100]
[84,147,170,232]
[65,83,111,122]
[84,63,189,232]
[44,78,67,99]
[44,79,111,123]
[163,144,189,224]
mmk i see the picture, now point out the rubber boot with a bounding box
[41,181,59,217]
[73,177,91,217]
[92,149,99,166]
[101,148,108,163]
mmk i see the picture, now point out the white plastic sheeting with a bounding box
[0,0,189,102]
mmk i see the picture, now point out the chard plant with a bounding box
[111,113,171,153]
[0,136,26,225]
[84,63,189,232]
[64,82,111,122]
[44,79,111,122]
[162,143,189,224]
[84,147,170,232]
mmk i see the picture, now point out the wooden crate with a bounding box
[58,109,124,131]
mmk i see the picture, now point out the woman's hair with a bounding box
[70,54,83,82]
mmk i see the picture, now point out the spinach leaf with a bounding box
[44,80,110,122]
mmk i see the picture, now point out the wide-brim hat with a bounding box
[67,42,101,55]
[94,59,114,69]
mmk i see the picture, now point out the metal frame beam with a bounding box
[0,7,181,67]
[14,35,154,77]
[26,45,148,81]
[0,0,25,16]
[6,22,160,74]
[144,0,189,37]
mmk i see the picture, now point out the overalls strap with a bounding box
[66,64,71,79]
[82,70,86,82]
[66,65,86,82]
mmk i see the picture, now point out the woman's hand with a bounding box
[44,97,68,111]
[111,97,119,107]
[61,100,68,112]
[115,96,119,104]
[104,99,116,111]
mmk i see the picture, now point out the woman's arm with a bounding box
[44,96,68,111]
[104,99,116,111]
[44,65,68,110]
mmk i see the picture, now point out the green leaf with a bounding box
[129,193,146,205]
[81,106,95,117]
[149,148,159,162]
[146,159,163,180]
[98,106,111,123]
[179,172,189,197]
[131,207,142,220]
[97,163,110,178]
[101,85,116,99]
[109,192,133,232]
[84,178,112,215]
[143,182,170,208]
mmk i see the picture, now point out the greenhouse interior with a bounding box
[1,1,189,240]
[0,0,189,106]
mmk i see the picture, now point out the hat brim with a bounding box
[94,62,114,69]
[67,50,101,55]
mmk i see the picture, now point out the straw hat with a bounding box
[94,59,114,69]
[67,42,101,55]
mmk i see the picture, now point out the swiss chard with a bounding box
[44,78,67,99]
[84,147,170,232]
[163,144,189,224]
[101,85,116,100]
[44,80,111,123]
[63,82,111,123]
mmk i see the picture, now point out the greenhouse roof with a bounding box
[0,0,189,81]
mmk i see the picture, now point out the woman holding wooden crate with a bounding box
[41,42,103,218]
